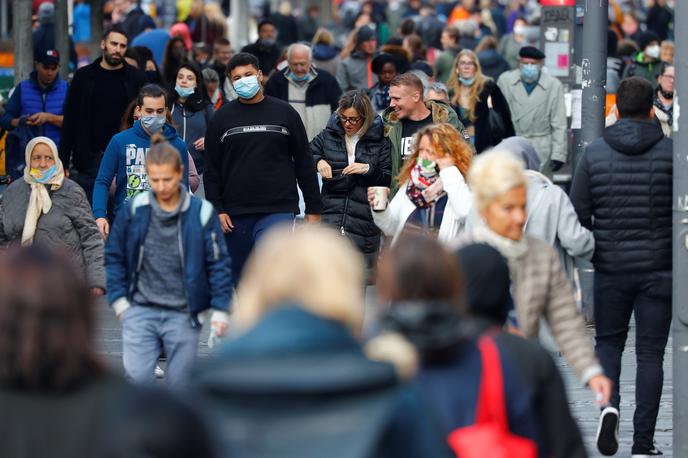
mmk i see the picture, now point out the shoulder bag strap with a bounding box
[474,336,509,432]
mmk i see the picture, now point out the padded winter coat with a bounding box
[0,178,105,289]
[570,118,672,274]
[309,114,391,265]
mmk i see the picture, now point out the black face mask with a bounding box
[146,70,161,83]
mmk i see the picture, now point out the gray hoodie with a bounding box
[499,137,594,277]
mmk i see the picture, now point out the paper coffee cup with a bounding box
[371,187,389,212]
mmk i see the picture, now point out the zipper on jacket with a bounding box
[340,196,350,235]
[177,217,200,329]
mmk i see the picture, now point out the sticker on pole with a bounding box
[541,0,575,5]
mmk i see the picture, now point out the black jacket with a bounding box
[59,58,147,175]
[240,42,282,75]
[264,68,341,112]
[454,79,515,153]
[570,119,672,274]
[309,114,391,261]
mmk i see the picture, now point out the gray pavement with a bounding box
[95,304,673,457]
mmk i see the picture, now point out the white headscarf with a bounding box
[21,136,65,246]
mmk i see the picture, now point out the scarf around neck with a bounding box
[472,221,528,284]
[406,160,444,208]
[21,137,65,246]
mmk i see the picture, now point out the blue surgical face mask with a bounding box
[459,77,475,86]
[141,115,166,133]
[520,63,540,84]
[287,70,310,82]
[29,164,58,183]
[233,75,261,99]
[175,84,196,98]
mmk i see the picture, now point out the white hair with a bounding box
[468,149,527,209]
[286,43,313,62]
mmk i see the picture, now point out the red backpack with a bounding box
[447,336,538,458]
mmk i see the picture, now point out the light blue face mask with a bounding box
[459,77,475,86]
[175,84,196,98]
[233,75,261,99]
[29,164,58,183]
[287,70,310,82]
[520,63,540,84]
[141,115,166,133]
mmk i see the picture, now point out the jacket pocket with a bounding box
[322,175,353,195]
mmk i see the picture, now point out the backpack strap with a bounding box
[474,336,508,432]
[130,192,150,217]
[199,199,213,227]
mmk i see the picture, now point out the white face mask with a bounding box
[513,25,525,36]
[646,44,661,59]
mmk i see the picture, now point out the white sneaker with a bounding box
[154,364,165,379]
[631,445,663,457]
[596,406,620,456]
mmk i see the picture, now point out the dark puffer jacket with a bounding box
[570,119,672,274]
[309,114,392,265]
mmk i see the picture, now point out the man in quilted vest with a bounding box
[0,49,68,178]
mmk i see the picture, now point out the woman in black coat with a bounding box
[310,90,392,270]
[448,49,515,153]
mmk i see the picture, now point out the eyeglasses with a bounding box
[339,115,362,125]
[458,61,476,67]
[661,74,675,81]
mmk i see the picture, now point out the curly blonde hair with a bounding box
[396,123,473,186]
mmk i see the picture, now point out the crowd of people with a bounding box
[0,0,676,457]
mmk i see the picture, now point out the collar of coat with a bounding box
[382,100,452,137]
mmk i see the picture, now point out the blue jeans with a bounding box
[121,306,201,389]
[224,213,294,288]
[594,271,672,451]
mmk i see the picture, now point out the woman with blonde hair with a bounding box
[448,49,514,153]
[191,225,452,457]
[462,150,612,406]
[311,28,341,76]
[310,90,391,271]
[368,123,472,244]
[0,137,105,295]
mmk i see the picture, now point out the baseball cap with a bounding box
[37,49,60,65]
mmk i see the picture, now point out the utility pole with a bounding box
[579,0,607,157]
[673,1,688,455]
[54,0,70,79]
[230,0,250,49]
[89,0,104,60]
[13,0,34,85]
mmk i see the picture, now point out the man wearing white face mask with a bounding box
[204,52,322,289]
[622,31,663,84]
[93,84,190,239]
[497,46,567,178]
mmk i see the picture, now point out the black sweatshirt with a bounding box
[204,95,322,216]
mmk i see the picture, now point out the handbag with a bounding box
[447,336,538,458]
[487,96,509,144]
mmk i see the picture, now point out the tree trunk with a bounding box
[89,0,104,60]
[13,0,34,85]
[54,0,70,78]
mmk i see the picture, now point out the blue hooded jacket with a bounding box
[93,121,189,219]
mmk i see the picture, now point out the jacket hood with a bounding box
[313,43,340,61]
[477,49,502,67]
[603,118,665,155]
[325,112,384,141]
[497,136,541,170]
[195,306,397,395]
[132,120,180,141]
[380,301,465,364]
